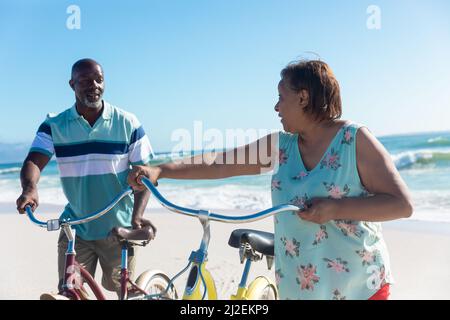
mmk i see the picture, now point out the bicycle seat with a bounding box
[110,226,153,242]
[228,229,274,256]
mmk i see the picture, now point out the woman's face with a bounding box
[274,79,308,133]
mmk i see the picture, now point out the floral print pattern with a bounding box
[323,258,350,273]
[320,148,341,170]
[313,225,328,246]
[279,148,288,165]
[335,220,364,238]
[271,179,282,191]
[289,194,311,211]
[323,182,350,199]
[281,237,300,258]
[275,269,284,286]
[296,264,320,291]
[355,249,378,266]
[341,127,354,145]
[292,171,309,180]
[272,126,392,299]
[332,289,346,300]
[359,189,370,197]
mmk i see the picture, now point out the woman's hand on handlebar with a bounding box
[128,165,161,192]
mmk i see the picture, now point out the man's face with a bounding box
[71,64,105,109]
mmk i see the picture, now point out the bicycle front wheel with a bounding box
[245,276,278,300]
[133,270,178,300]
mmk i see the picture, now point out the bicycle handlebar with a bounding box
[25,187,133,231]
[25,177,300,230]
[140,177,299,223]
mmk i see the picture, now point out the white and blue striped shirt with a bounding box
[30,101,154,240]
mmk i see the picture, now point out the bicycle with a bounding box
[129,176,298,300]
[25,178,298,300]
[25,189,177,300]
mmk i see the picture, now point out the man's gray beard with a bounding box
[83,97,103,109]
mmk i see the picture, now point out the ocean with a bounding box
[1,131,450,222]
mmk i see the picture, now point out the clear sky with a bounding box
[1,0,449,151]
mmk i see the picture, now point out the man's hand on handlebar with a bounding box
[128,165,161,192]
[132,217,157,240]
[16,187,39,214]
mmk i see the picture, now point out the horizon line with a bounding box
[1,128,450,147]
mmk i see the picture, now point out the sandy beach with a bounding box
[1,204,449,300]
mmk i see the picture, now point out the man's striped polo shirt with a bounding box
[30,101,154,240]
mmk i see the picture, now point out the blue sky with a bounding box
[0,0,449,151]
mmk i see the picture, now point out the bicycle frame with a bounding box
[57,222,149,300]
[25,188,148,300]
[59,225,106,300]
[181,212,217,300]
[176,218,274,300]
[181,241,265,300]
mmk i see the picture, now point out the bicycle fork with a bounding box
[60,225,107,300]
[183,256,217,300]
[120,242,130,300]
[183,211,217,300]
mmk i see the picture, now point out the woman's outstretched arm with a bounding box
[128,133,277,190]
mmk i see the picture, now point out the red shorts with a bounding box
[368,284,390,300]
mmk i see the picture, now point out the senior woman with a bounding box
[128,60,413,300]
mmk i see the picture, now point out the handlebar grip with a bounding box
[25,205,47,228]
[24,204,33,214]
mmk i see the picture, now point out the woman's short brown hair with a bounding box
[281,60,342,121]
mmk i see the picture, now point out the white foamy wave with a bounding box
[0,176,271,211]
[392,151,432,169]
[410,210,450,224]
[0,177,67,206]
[426,136,450,146]
[391,149,450,170]
[1,170,450,223]
[0,167,21,175]
[407,190,450,223]
[147,184,271,211]
[36,188,68,205]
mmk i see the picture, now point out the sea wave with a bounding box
[147,184,271,211]
[0,178,271,211]
[408,190,450,223]
[1,173,449,222]
[412,136,450,149]
[392,149,450,170]
[0,167,21,175]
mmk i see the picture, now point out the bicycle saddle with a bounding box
[110,226,153,241]
[228,229,274,256]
